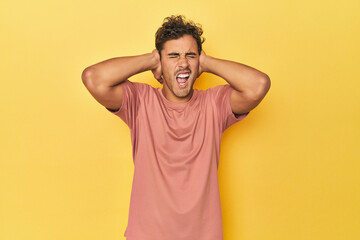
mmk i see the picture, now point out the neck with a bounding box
[161,87,194,103]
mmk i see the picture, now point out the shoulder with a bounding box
[203,84,232,98]
[123,80,151,89]
[122,80,156,95]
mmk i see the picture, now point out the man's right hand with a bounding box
[151,49,163,84]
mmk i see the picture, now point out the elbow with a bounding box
[261,75,271,94]
[81,67,104,95]
[253,75,271,101]
[81,67,110,97]
[81,67,94,87]
[81,67,103,92]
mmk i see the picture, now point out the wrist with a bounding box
[149,50,161,70]
[200,54,211,74]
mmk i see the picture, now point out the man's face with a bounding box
[160,34,200,102]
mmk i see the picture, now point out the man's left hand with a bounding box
[198,50,207,78]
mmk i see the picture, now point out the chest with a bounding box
[134,99,219,153]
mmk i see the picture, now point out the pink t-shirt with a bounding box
[108,80,249,240]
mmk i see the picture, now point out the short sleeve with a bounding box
[213,84,249,131]
[106,80,140,129]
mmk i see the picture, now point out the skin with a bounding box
[151,35,271,114]
[82,34,270,114]
[157,34,200,103]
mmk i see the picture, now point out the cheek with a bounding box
[191,62,200,73]
[161,63,174,76]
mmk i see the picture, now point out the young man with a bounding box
[82,15,270,240]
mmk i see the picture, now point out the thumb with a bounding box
[153,72,163,84]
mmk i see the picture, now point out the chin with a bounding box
[175,92,190,98]
[174,86,193,98]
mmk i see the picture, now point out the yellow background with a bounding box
[1,0,359,239]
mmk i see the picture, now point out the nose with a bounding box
[178,55,190,68]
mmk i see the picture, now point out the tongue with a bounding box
[176,77,187,83]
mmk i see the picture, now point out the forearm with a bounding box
[203,55,270,96]
[82,52,157,88]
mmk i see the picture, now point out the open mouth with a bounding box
[176,72,190,88]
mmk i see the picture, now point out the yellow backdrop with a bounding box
[1,0,359,239]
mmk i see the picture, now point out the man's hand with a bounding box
[151,49,163,84]
[198,50,207,78]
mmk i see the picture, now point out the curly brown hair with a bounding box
[155,15,205,57]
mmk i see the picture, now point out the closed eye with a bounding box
[186,53,197,58]
[167,52,198,58]
[168,53,179,58]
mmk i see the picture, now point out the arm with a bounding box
[81,50,162,111]
[199,51,271,115]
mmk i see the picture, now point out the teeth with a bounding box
[177,73,190,78]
